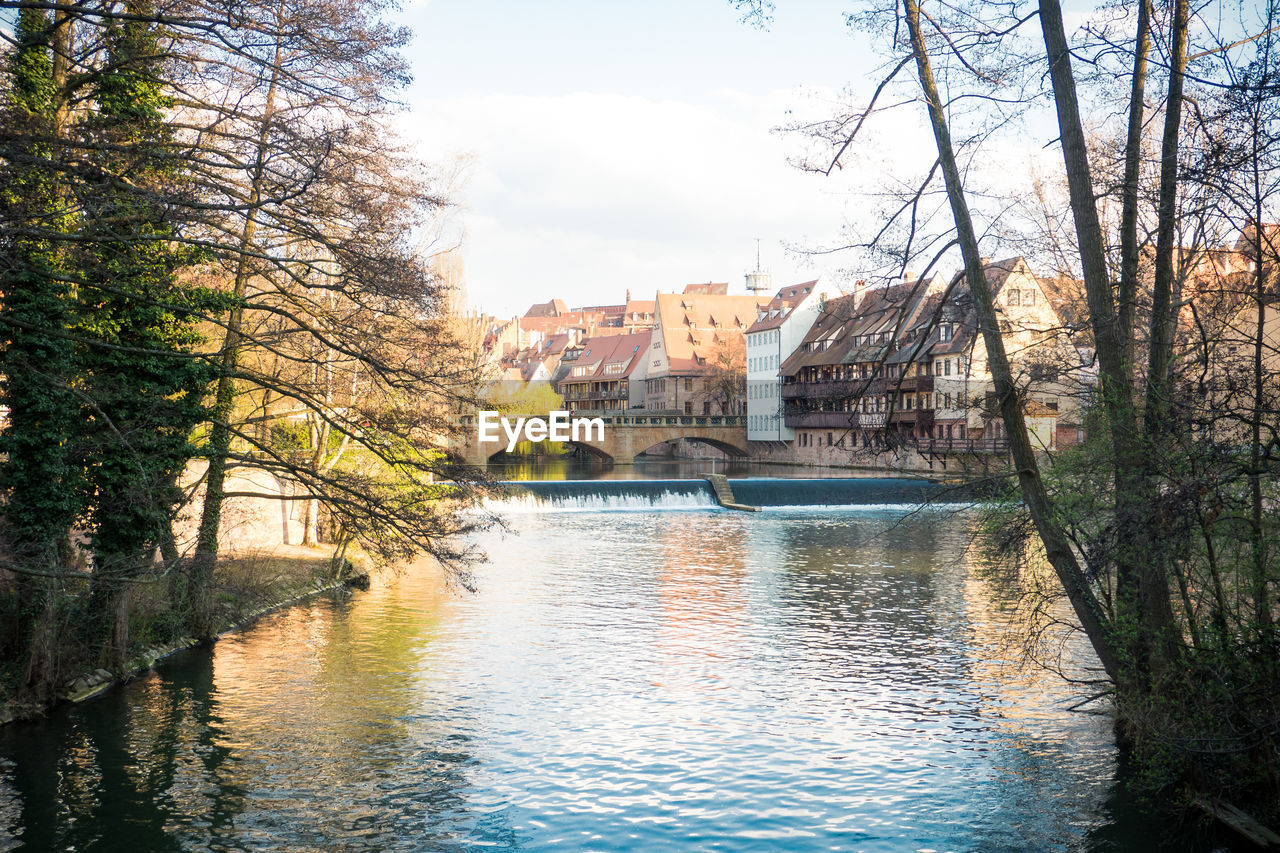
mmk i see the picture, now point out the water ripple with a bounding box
[0,508,1189,851]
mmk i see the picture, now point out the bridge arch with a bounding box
[563,442,615,463]
[636,436,749,460]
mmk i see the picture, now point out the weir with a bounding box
[496,477,956,512]
[491,479,717,512]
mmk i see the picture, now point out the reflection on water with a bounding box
[0,508,1193,851]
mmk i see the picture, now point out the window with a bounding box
[1008,289,1021,306]
[1026,289,1036,305]
[944,359,951,376]
[684,401,692,414]
[827,432,833,446]
[684,378,693,392]
[939,324,953,342]
[703,402,711,414]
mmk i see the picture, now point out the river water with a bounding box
[0,489,1186,851]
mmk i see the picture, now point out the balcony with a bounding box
[890,374,934,394]
[781,378,883,401]
[784,411,861,429]
[889,409,935,429]
[914,437,1010,455]
[569,385,628,403]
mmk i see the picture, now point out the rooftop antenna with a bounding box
[745,238,772,294]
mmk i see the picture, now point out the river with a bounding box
[0,481,1189,851]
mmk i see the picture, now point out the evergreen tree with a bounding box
[0,7,85,698]
[73,1,231,665]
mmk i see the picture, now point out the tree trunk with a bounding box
[188,38,284,634]
[1117,0,1152,354]
[902,0,1121,680]
[1039,0,1180,682]
[1137,0,1189,666]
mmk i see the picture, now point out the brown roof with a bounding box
[559,330,653,383]
[524,298,569,318]
[779,280,938,375]
[1037,274,1088,328]
[747,279,820,333]
[520,311,604,336]
[682,282,729,295]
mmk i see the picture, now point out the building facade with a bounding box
[644,286,770,415]
[778,259,1085,461]
[746,278,835,442]
[557,330,652,412]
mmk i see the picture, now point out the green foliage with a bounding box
[0,3,236,678]
[0,8,87,567]
[65,5,234,664]
[271,421,312,451]
[979,395,1280,818]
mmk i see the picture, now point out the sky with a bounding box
[393,1,912,317]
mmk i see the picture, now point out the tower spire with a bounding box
[745,239,771,294]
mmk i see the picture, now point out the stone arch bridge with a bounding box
[452,413,749,466]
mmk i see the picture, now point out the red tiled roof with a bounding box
[655,292,770,374]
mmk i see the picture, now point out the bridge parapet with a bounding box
[450,412,748,465]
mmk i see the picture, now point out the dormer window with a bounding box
[939,324,953,342]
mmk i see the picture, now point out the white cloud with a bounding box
[398,89,860,315]
[395,78,1056,316]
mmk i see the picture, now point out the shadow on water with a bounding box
[0,574,496,852]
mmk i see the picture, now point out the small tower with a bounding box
[744,239,772,294]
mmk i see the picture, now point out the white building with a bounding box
[745,276,837,442]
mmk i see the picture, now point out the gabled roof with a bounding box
[776,260,1058,377]
[524,299,569,318]
[779,279,939,375]
[654,292,770,373]
[748,279,820,333]
[520,311,603,336]
[559,330,653,382]
[682,282,729,295]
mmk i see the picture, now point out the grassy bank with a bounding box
[0,544,370,725]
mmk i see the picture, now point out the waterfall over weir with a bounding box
[491,477,954,513]
[489,480,716,513]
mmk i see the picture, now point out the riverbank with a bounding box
[0,544,371,727]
